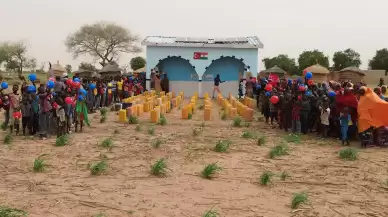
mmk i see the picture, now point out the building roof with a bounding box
[263,65,286,75]
[141,36,264,49]
[99,64,122,73]
[51,61,65,72]
[304,64,330,75]
[339,66,365,75]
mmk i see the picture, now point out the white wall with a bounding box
[145,46,259,79]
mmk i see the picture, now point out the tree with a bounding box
[262,54,298,74]
[298,50,329,72]
[0,43,9,65]
[130,56,146,71]
[1,41,36,74]
[65,21,142,67]
[65,64,72,73]
[369,48,388,72]
[78,62,97,71]
[332,48,361,71]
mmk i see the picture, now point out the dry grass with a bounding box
[0,100,387,216]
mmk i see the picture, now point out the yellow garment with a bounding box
[108,89,112,94]
[358,86,388,132]
[93,88,97,95]
[108,83,113,87]
[117,80,123,90]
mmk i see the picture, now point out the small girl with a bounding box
[319,102,330,137]
[269,95,278,125]
[339,107,351,145]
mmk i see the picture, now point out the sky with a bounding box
[1,0,387,71]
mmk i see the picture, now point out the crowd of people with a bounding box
[239,74,388,147]
[3,68,388,147]
[0,73,146,139]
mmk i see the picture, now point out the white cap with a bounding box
[62,72,68,77]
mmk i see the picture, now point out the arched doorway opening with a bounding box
[155,56,199,96]
[202,56,247,97]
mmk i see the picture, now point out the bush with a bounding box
[339,147,358,160]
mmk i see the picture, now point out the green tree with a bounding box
[332,48,361,71]
[130,56,146,71]
[78,62,97,71]
[262,54,298,74]
[298,50,329,72]
[2,41,36,74]
[0,43,9,65]
[5,59,19,72]
[65,21,142,67]
[369,48,388,72]
[65,64,72,73]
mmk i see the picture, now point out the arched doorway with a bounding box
[202,56,246,97]
[155,56,199,97]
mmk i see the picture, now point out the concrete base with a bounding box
[201,81,238,98]
[146,80,239,98]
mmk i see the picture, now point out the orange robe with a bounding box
[358,86,388,132]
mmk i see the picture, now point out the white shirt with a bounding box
[320,108,330,125]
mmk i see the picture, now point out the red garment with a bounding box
[336,92,358,123]
[292,103,301,121]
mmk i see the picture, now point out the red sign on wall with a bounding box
[193,52,208,60]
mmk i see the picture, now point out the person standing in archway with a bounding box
[154,74,162,93]
[161,72,170,93]
[212,74,224,99]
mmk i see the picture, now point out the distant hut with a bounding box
[303,64,329,83]
[338,66,365,83]
[50,61,66,77]
[74,69,100,78]
[262,65,287,78]
[99,64,122,78]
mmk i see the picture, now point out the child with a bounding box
[238,79,243,99]
[75,95,90,132]
[20,91,32,136]
[300,95,311,134]
[292,96,301,134]
[269,95,278,125]
[30,93,39,135]
[262,93,270,123]
[9,84,21,134]
[282,93,293,132]
[340,107,351,145]
[38,86,51,140]
[2,95,10,130]
[319,102,330,137]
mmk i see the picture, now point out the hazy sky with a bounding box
[1,0,387,71]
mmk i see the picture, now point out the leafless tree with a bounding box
[65,21,142,67]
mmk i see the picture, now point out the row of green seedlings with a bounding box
[221,115,251,128]
[242,129,360,161]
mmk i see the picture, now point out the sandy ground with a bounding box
[1,99,388,217]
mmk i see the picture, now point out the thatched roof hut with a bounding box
[261,65,287,78]
[74,69,100,78]
[99,64,122,78]
[338,66,365,83]
[304,64,329,83]
[50,61,66,77]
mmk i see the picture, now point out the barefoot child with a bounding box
[340,107,351,145]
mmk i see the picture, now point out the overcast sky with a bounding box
[1,0,386,71]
